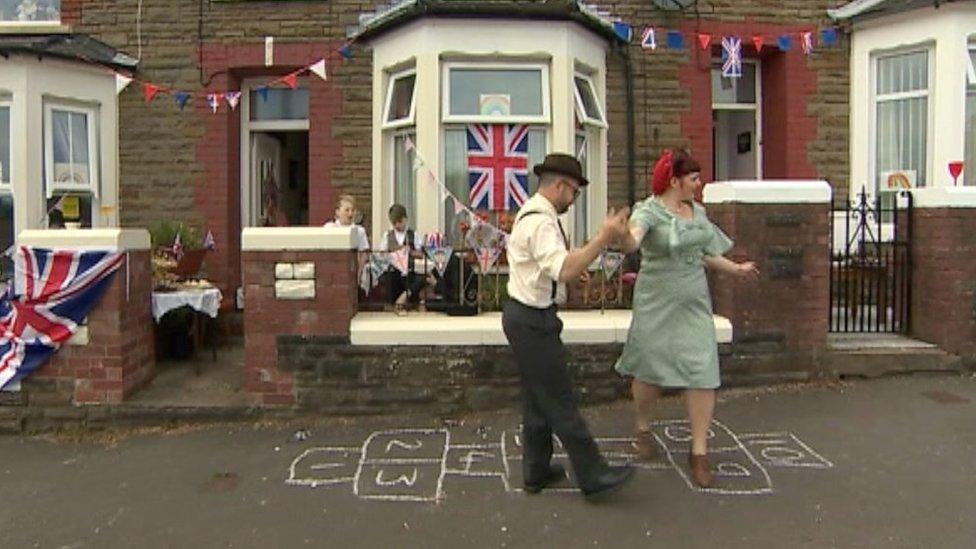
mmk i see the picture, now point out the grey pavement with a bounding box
[2,373,975,549]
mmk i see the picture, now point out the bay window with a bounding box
[572,72,605,245]
[45,103,99,228]
[384,68,417,227]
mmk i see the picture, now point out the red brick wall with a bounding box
[910,208,976,357]
[197,43,346,307]
[242,249,358,406]
[708,203,830,351]
[32,250,155,404]
[676,21,819,185]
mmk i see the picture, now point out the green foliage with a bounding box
[148,220,203,250]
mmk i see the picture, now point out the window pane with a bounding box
[387,74,416,123]
[443,127,545,243]
[448,69,543,117]
[0,106,9,184]
[70,112,89,164]
[51,109,90,186]
[877,51,927,95]
[710,63,756,104]
[46,193,93,228]
[393,133,416,225]
[0,194,12,283]
[573,133,589,246]
[250,88,309,121]
[876,96,927,189]
[0,0,60,22]
[574,77,603,122]
[52,110,70,164]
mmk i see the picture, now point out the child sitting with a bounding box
[378,204,426,314]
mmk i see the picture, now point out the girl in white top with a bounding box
[324,194,370,251]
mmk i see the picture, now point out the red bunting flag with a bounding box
[281,72,298,89]
[142,84,159,103]
[752,35,764,53]
[697,33,712,50]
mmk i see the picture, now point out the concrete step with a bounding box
[825,334,964,378]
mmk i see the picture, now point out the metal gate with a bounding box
[829,188,913,333]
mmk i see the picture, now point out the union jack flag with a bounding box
[467,124,530,212]
[0,247,123,390]
[721,36,742,78]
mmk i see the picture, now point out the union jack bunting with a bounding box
[466,124,530,212]
[0,247,124,390]
[721,36,743,78]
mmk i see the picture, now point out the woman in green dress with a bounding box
[615,149,758,488]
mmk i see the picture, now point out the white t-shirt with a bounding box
[324,220,370,251]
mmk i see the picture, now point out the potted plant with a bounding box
[148,220,207,280]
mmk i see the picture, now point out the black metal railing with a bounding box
[829,188,913,333]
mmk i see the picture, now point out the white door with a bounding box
[248,133,281,227]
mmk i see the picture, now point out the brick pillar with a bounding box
[241,227,358,406]
[910,188,976,359]
[704,181,832,355]
[18,229,154,405]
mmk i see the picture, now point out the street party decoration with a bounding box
[389,247,410,276]
[466,124,530,212]
[666,30,685,50]
[225,91,242,111]
[640,27,656,50]
[801,32,814,55]
[721,36,742,78]
[474,245,502,273]
[207,93,223,114]
[600,250,625,279]
[612,21,633,43]
[203,230,216,251]
[426,246,453,274]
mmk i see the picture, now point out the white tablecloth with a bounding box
[152,288,222,322]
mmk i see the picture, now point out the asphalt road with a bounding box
[2,373,974,549]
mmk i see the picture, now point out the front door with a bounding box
[711,59,761,181]
[248,133,282,227]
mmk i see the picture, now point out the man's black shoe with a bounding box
[523,464,567,494]
[581,465,635,501]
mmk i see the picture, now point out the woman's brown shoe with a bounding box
[633,430,655,460]
[688,453,713,488]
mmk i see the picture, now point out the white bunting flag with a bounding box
[225,91,242,110]
[116,74,133,94]
[207,93,223,114]
[309,59,327,81]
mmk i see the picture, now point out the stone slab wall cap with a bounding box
[703,180,833,204]
[242,227,357,251]
[17,228,151,251]
[911,187,976,208]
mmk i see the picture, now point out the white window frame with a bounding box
[573,127,593,246]
[0,95,11,188]
[711,58,763,180]
[382,68,417,130]
[967,42,976,86]
[43,102,99,198]
[441,61,551,125]
[868,46,934,196]
[573,73,607,129]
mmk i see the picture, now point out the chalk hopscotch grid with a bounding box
[286,420,832,501]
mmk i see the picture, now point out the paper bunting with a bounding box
[225,91,242,111]
[389,248,410,276]
[465,222,503,250]
[752,35,764,53]
[612,21,633,43]
[721,36,742,78]
[666,30,685,50]
[115,74,133,94]
[309,59,327,81]
[142,84,159,103]
[281,73,298,90]
[338,43,353,60]
[640,27,656,50]
[174,91,191,110]
[453,197,467,215]
[256,86,270,102]
[600,251,625,279]
[172,233,184,261]
[820,28,838,47]
[777,35,792,52]
[801,32,814,55]
[475,246,502,273]
[203,230,216,251]
[697,33,712,51]
[426,246,453,274]
[207,93,223,114]
[368,253,392,283]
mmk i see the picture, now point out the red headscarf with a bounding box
[650,149,674,196]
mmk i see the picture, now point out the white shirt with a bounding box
[506,193,569,308]
[324,220,370,251]
[376,229,407,252]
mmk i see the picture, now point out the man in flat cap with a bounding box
[502,152,634,501]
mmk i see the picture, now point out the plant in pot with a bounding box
[148,220,207,281]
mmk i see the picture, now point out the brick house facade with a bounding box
[51,0,849,303]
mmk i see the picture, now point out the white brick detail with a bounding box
[275,280,315,300]
[275,263,294,279]
[293,262,315,279]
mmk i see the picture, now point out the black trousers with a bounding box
[502,299,606,489]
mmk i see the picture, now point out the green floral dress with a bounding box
[614,197,733,389]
